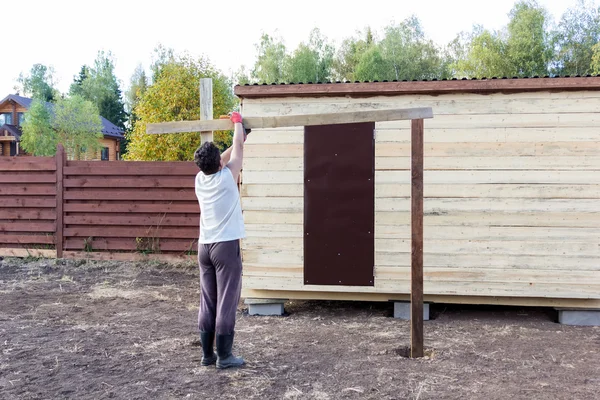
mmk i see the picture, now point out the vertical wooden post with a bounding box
[410,118,424,358]
[200,78,213,143]
[55,144,65,258]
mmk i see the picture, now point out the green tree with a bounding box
[54,95,104,160]
[333,28,376,81]
[233,65,252,85]
[19,99,56,156]
[251,34,287,83]
[354,45,390,81]
[453,27,514,78]
[284,28,334,83]
[69,51,128,130]
[125,54,237,161]
[125,64,149,126]
[379,17,445,81]
[552,0,600,75]
[506,0,553,77]
[591,42,600,74]
[16,64,59,102]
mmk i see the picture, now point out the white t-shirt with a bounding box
[195,166,245,244]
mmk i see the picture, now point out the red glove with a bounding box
[230,112,242,124]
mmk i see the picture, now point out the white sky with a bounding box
[0,0,579,97]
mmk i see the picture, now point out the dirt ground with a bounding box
[0,257,598,400]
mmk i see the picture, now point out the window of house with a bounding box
[101,147,109,161]
[18,113,25,126]
[0,113,12,125]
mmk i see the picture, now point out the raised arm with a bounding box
[225,112,245,183]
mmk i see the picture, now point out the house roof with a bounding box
[0,124,22,140]
[234,75,600,98]
[0,94,125,139]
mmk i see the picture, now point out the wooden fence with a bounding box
[0,146,200,261]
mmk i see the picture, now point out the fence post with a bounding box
[56,144,65,258]
[410,118,424,358]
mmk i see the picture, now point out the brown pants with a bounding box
[198,239,242,335]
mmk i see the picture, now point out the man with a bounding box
[193,111,247,369]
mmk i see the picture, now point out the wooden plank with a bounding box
[375,127,600,143]
[0,248,56,258]
[0,185,57,196]
[64,189,197,201]
[379,113,600,129]
[62,251,195,263]
[0,198,56,208]
[375,279,600,299]
[200,77,214,143]
[243,157,303,171]
[240,275,600,298]
[376,184,600,199]
[242,169,600,185]
[376,211,600,227]
[243,129,304,144]
[377,225,600,242]
[0,221,55,232]
[375,170,600,184]
[241,288,600,309]
[243,211,303,225]
[233,77,600,97]
[375,266,600,284]
[64,226,198,239]
[245,144,303,158]
[410,119,424,358]
[241,183,600,199]
[63,163,198,176]
[0,209,56,220]
[375,238,600,256]
[243,197,600,213]
[64,238,197,252]
[244,223,303,238]
[0,157,56,171]
[56,145,64,258]
[377,198,600,213]
[0,234,54,245]
[146,107,434,134]
[63,215,199,226]
[241,184,303,198]
[63,203,199,213]
[0,173,56,183]
[64,178,195,188]
[375,252,600,270]
[244,96,600,116]
[376,142,599,157]
[376,156,600,171]
[241,237,302,251]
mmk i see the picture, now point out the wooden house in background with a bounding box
[234,76,600,310]
[0,94,124,160]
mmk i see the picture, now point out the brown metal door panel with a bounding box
[304,122,375,286]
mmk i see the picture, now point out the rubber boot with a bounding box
[200,331,217,366]
[216,332,244,369]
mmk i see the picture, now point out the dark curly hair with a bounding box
[194,142,221,175]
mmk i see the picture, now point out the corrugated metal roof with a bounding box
[238,74,600,86]
[234,75,600,98]
[0,94,125,139]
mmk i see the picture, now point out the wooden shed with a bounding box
[234,77,600,310]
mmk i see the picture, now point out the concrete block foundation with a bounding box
[557,309,600,326]
[245,298,286,316]
[394,302,430,320]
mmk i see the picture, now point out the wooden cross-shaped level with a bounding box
[146,79,433,359]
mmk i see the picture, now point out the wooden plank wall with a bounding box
[61,161,200,260]
[240,90,600,302]
[0,157,57,257]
